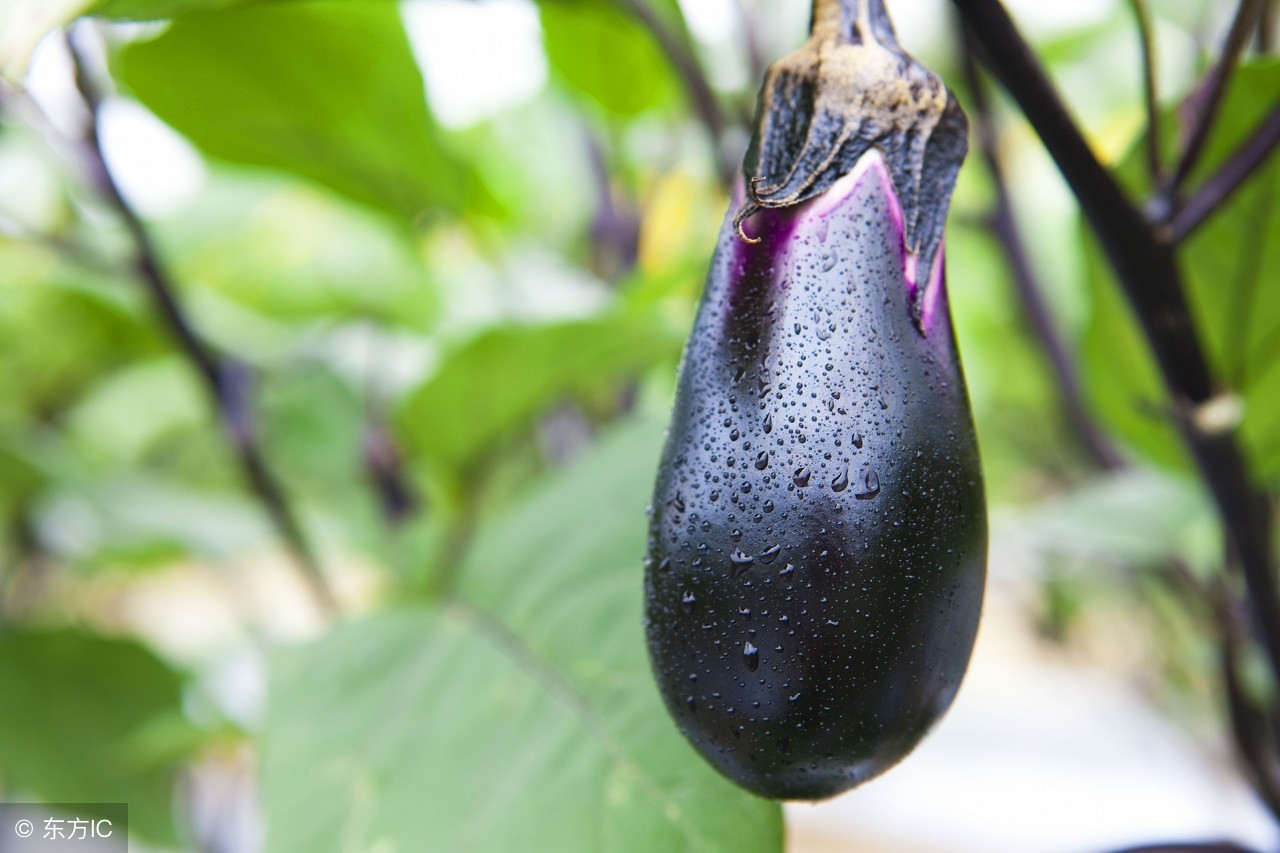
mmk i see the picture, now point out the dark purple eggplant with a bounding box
[644,0,985,800]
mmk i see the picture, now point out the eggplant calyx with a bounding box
[734,0,968,310]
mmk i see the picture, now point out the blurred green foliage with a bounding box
[0,0,1275,849]
[1083,60,1280,480]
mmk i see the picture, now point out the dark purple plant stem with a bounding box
[1162,0,1265,204]
[959,34,1125,470]
[583,127,640,283]
[950,0,1280,696]
[1103,845,1263,853]
[1168,103,1280,242]
[66,34,336,613]
[615,0,734,186]
[1126,0,1163,184]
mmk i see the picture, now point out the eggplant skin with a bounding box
[643,150,986,801]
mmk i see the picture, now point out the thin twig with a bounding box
[951,0,1280,704]
[64,32,336,613]
[1162,0,1265,202]
[362,418,418,525]
[583,126,639,283]
[1168,103,1280,242]
[614,0,735,186]
[1126,0,1163,184]
[959,33,1125,470]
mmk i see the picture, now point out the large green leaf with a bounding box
[262,420,784,852]
[0,629,199,843]
[1081,60,1280,481]
[397,312,682,478]
[116,2,486,222]
[88,0,269,18]
[539,0,677,117]
[0,263,164,420]
[34,473,270,565]
[157,173,437,325]
[996,467,1219,573]
[63,356,205,466]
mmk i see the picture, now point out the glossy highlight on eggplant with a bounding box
[643,0,986,801]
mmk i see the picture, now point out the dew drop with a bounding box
[831,468,849,492]
[856,469,882,500]
[755,451,770,470]
[682,592,697,613]
[793,467,811,487]
[742,641,760,672]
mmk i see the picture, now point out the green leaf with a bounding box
[116,2,488,222]
[64,357,205,466]
[0,629,199,843]
[0,266,164,421]
[398,312,682,478]
[156,172,438,325]
[996,468,1219,573]
[1081,60,1280,481]
[540,0,677,117]
[262,420,784,852]
[88,0,265,18]
[35,474,270,565]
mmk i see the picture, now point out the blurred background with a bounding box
[0,0,1277,850]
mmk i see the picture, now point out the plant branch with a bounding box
[1126,0,1163,183]
[65,33,336,614]
[1167,103,1280,242]
[1163,0,1265,203]
[615,0,735,186]
[950,0,1280,700]
[959,32,1124,470]
[1105,840,1264,845]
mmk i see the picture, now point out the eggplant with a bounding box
[644,0,985,800]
